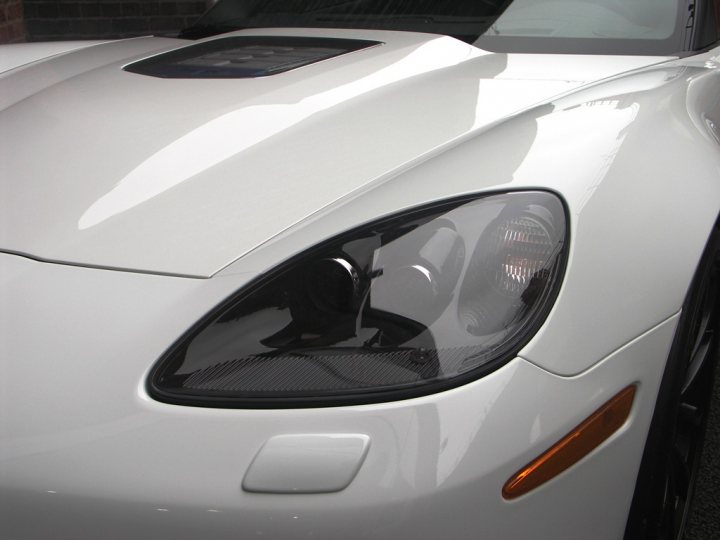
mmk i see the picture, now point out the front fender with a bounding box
[218,59,720,377]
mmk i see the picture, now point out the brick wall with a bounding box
[21,0,208,42]
[0,0,26,43]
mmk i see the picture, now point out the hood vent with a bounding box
[124,36,381,79]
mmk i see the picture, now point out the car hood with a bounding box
[0,28,673,277]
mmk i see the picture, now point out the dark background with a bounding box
[0,0,210,43]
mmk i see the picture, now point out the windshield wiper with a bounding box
[179,13,494,41]
[311,14,492,25]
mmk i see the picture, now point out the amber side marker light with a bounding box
[502,385,637,500]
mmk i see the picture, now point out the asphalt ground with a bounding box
[686,347,720,540]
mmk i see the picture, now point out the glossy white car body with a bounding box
[1,26,720,539]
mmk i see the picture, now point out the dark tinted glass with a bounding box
[125,36,379,78]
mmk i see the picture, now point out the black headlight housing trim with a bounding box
[148,190,570,409]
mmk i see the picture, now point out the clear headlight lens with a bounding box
[150,191,567,407]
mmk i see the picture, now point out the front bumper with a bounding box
[0,252,675,539]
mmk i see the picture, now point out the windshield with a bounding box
[182,0,689,55]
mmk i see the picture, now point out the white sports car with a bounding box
[2,1,720,539]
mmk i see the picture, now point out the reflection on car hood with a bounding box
[0,28,673,277]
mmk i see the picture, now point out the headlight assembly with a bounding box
[149,191,568,408]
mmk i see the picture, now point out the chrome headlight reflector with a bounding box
[150,191,568,408]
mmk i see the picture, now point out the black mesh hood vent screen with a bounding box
[124,36,381,79]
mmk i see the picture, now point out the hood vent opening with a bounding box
[124,36,381,79]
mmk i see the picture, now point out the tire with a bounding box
[625,222,720,540]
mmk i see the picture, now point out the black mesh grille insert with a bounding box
[124,36,381,79]
[177,346,491,396]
